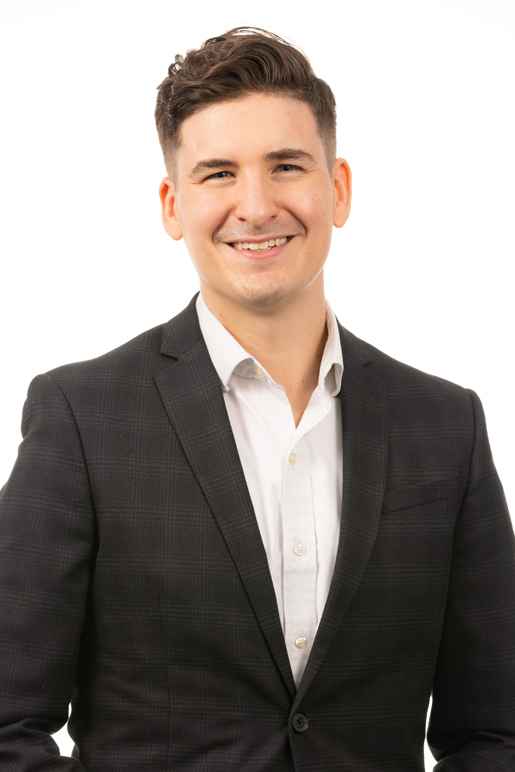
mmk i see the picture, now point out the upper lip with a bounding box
[224,234,296,244]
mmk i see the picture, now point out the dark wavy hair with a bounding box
[155,26,337,186]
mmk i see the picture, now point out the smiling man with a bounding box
[1,25,514,772]
[158,90,350,425]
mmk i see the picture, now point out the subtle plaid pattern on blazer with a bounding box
[1,290,514,771]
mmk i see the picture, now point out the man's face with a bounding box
[159,92,351,314]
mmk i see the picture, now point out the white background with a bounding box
[1,0,514,765]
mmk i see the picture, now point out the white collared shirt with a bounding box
[195,290,344,687]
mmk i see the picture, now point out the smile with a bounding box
[224,235,295,260]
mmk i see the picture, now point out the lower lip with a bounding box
[226,237,293,260]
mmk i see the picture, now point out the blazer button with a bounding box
[291,713,309,732]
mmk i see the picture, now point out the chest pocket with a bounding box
[381,478,456,515]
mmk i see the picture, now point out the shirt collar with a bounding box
[195,290,344,397]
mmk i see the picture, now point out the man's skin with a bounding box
[158,92,352,427]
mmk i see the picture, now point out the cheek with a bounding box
[296,188,331,223]
[181,192,222,228]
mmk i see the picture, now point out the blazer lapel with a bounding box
[293,324,387,706]
[153,292,387,704]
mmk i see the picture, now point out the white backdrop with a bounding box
[1,0,514,765]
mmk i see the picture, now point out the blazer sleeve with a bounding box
[0,372,94,770]
[426,388,515,771]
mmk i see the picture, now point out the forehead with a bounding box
[178,93,322,166]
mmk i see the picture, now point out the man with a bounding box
[0,25,514,772]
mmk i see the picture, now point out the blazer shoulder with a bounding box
[30,319,168,397]
[347,327,472,403]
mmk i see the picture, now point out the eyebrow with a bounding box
[188,147,317,179]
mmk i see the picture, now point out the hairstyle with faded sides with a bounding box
[155,26,338,189]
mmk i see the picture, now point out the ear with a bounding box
[159,177,183,240]
[332,158,352,228]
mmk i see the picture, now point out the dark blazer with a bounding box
[1,290,514,772]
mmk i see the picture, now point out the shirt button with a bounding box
[295,636,307,649]
[293,542,306,556]
[288,451,297,465]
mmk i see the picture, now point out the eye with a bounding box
[276,163,303,173]
[204,170,232,180]
[203,163,303,181]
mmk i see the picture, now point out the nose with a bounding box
[231,171,281,226]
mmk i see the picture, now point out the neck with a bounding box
[200,278,329,398]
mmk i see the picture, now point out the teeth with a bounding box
[233,236,288,251]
